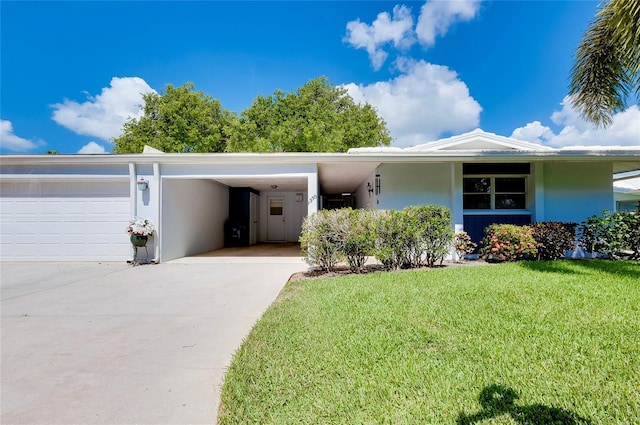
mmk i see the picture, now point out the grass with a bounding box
[218,260,640,424]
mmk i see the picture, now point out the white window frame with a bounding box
[463,175,528,211]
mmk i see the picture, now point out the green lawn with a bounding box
[218,260,640,424]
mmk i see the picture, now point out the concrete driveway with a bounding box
[1,258,305,425]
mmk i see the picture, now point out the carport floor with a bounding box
[170,243,304,264]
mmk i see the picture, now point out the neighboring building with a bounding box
[1,129,639,262]
[614,174,640,212]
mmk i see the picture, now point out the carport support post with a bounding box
[129,163,138,261]
[451,163,464,261]
[307,172,318,216]
[152,162,161,262]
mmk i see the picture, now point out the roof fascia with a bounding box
[1,150,638,166]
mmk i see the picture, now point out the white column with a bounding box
[306,170,319,216]
[534,162,544,222]
[451,163,464,261]
[128,163,137,261]
[451,163,464,231]
[153,162,161,262]
[129,163,137,217]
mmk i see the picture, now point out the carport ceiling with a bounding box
[211,161,379,195]
[213,176,307,192]
[318,162,379,194]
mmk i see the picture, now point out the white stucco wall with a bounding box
[354,170,377,209]
[376,163,453,210]
[543,162,613,222]
[161,179,229,262]
[259,191,307,242]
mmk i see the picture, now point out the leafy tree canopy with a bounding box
[225,76,392,152]
[113,82,234,153]
[569,0,640,127]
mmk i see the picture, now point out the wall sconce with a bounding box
[367,182,374,197]
[137,178,149,191]
[375,174,381,195]
[296,193,303,202]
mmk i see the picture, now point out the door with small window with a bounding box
[267,197,286,241]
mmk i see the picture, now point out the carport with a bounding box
[158,172,315,263]
[156,159,381,263]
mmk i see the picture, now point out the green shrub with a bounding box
[373,206,453,269]
[531,221,578,260]
[453,231,477,261]
[302,205,455,272]
[300,208,379,272]
[339,208,377,273]
[403,205,453,267]
[480,224,537,262]
[579,210,640,259]
[373,209,408,271]
[300,209,344,272]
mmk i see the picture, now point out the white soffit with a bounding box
[614,176,640,193]
[318,161,379,194]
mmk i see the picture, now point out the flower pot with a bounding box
[130,234,148,247]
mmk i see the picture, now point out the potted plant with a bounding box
[126,217,155,247]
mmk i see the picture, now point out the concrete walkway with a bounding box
[1,258,306,425]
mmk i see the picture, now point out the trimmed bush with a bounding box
[403,205,453,267]
[531,221,578,260]
[579,210,640,259]
[480,224,537,262]
[453,231,477,261]
[300,208,378,272]
[373,209,408,271]
[339,208,377,273]
[300,209,344,272]
[374,206,453,269]
[302,205,454,272]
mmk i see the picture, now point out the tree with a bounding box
[225,77,391,152]
[569,0,640,127]
[113,82,234,153]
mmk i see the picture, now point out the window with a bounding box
[616,200,640,212]
[463,176,527,210]
[269,199,283,215]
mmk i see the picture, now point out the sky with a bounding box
[1,0,639,155]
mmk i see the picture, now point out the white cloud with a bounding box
[51,76,156,141]
[510,121,554,144]
[343,59,482,147]
[416,0,482,47]
[344,5,415,70]
[345,1,482,70]
[512,96,640,148]
[77,141,108,154]
[0,119,44,152]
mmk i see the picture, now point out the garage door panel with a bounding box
[0,181,131,261]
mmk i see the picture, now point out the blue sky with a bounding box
[1,0,638,154]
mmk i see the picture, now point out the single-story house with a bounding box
[614,173,640,212]
[1,129,639,262]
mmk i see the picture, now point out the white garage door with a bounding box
[0,180,131,261]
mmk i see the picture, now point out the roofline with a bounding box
[403,128,557,152]
[1,150,639,166]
